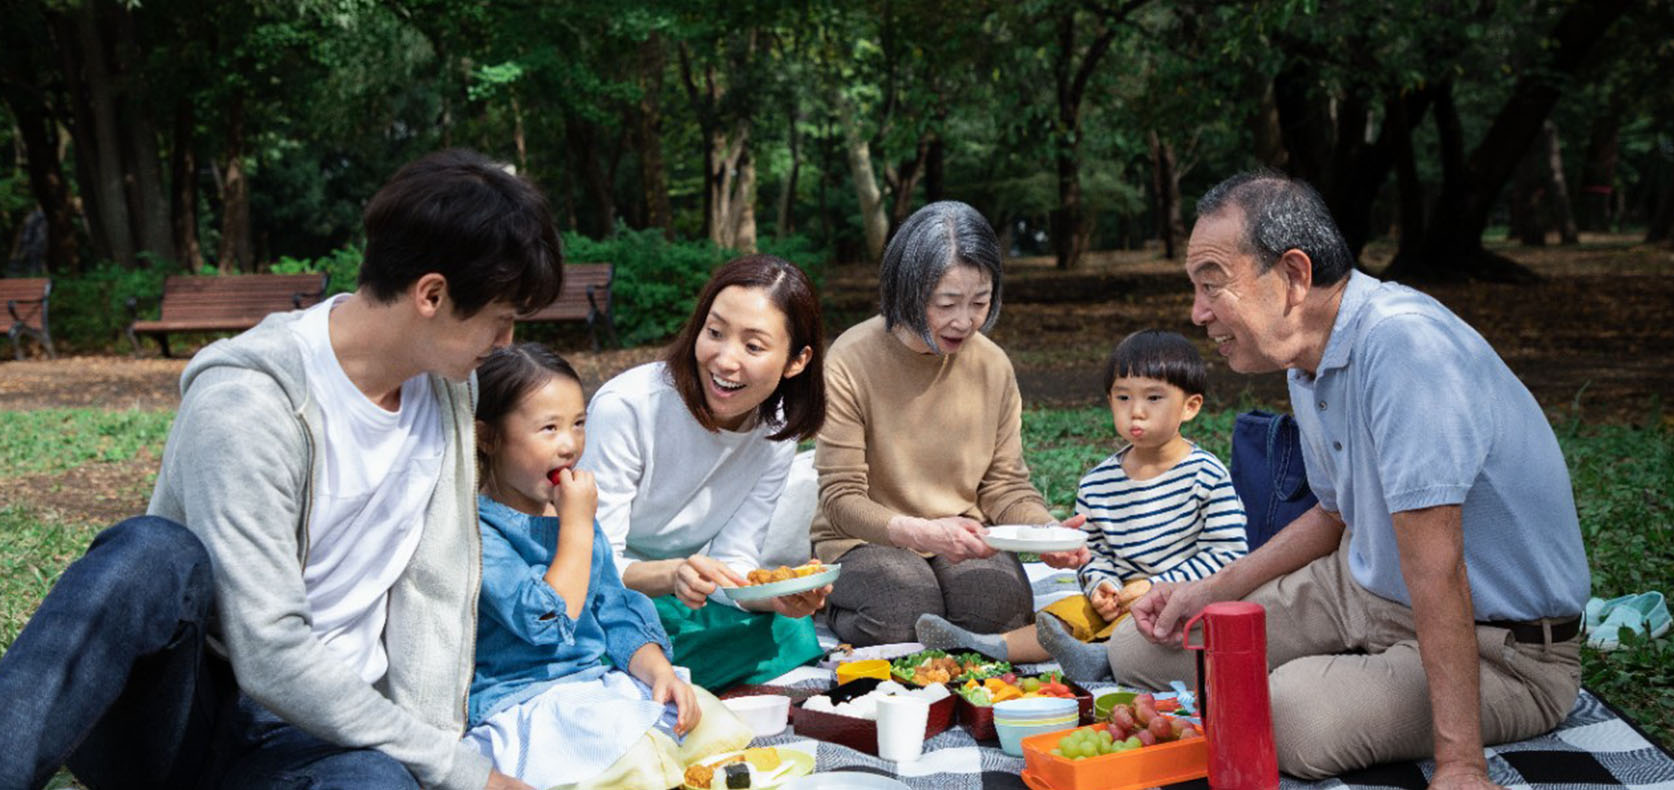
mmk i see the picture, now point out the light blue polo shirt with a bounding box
[1288,271,1589,622]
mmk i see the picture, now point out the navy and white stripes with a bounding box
[1074,445,1248,597]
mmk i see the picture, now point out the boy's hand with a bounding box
[1089,581,1122,621]
[673,555,745,608]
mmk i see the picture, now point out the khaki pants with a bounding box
[549,686,753,790]
[1106,536,1581,779]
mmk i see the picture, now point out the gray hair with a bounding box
[879,201,1004,349]
[1196,171,1354,286]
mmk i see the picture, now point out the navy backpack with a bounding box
[1229,410,1319,551]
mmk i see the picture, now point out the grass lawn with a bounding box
[2,404,1670,771]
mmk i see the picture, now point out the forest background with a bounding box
[3,0,1673,346]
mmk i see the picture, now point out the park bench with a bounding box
[518,262,618,350]
[127,272,331,357]
[1,277,55,360]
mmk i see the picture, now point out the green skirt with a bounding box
[653,596,823,692]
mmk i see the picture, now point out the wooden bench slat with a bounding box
[2,277,55,359]
[517,263,618,350]
[128,273,330,357]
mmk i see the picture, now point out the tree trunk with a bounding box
[1332,87,1432,260]
[170,98,204,271]
[837,94,888,263]
[775,108,800,240]
[1389,0,1630,281]
[217,94,251,273]
[510,94,528,174]
[709,119,756,252]
[1249,80,1288,170]
[567,117,617,238]
[886,135,931,234]
[1050,12,1117,270]
[730,153,758,254]
[1148,130,1182,259]
[2,84,79,274]
[110,4,173,264]
[636,34,673,238]
[69,2,136,266]
[1272,61,1334,190]
[1391,94,1425,264]
[1647,157,1673,244]
[924,132,945,203]
[1541,120,1579,244]
[1510,137,1548,246]
[1579,117,1618,232]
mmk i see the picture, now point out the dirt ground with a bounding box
[8,234,1665,423]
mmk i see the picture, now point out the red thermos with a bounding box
[1183,601,1279,790]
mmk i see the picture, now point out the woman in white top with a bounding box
[579,255,830,689]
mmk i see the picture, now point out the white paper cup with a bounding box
[874,695,930,762]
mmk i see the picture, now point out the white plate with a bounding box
[780,772,911,790]
[722,564,841,602]
[983,525,1088,553]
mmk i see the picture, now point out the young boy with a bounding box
[916,329,1247,681]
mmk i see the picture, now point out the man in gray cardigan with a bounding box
[0,149,563,790]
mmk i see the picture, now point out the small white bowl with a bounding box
[723,694,791,737]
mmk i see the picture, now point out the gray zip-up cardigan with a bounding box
[147,310,491,790]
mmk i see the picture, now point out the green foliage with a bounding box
[563,228,727,346]
[0,409,175,476]
[270,244,363,296]
[48,262,169,350]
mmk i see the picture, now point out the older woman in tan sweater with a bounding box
[812,201,1087,647]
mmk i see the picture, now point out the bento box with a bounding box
[953,672,1095,741]
[887,648,1012,686]
[1019,724,1208,790]
[789,677,955,756]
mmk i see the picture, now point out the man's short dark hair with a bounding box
[1196,170,1353,286]
[1102,329,1208,397]
[360,149,563,317]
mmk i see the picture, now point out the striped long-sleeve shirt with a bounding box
[1074,444,1248,598]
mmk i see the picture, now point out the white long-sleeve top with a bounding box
[578,362,796,607]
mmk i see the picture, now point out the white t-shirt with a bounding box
[578,362,797,606]
[291,296,443,683]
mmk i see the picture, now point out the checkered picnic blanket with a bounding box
[746,567,1674,790]
[753,668,1674,790]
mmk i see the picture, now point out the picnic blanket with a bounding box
[745,566,1674,790]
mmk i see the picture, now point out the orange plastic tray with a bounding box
[1019,725,1208,790]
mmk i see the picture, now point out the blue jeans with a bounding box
[0,517,418,790]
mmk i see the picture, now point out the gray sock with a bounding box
[914,613,1008,659]
[1038,612,1113,682]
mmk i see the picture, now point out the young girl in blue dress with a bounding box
[466,343,750,789]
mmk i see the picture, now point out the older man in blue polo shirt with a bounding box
[1107,171,1589,790]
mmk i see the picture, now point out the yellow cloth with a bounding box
[551,686,751,790]
[1041,594,1123,642]
[812,316,1054,564]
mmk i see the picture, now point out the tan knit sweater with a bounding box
[811,315,1055,563]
